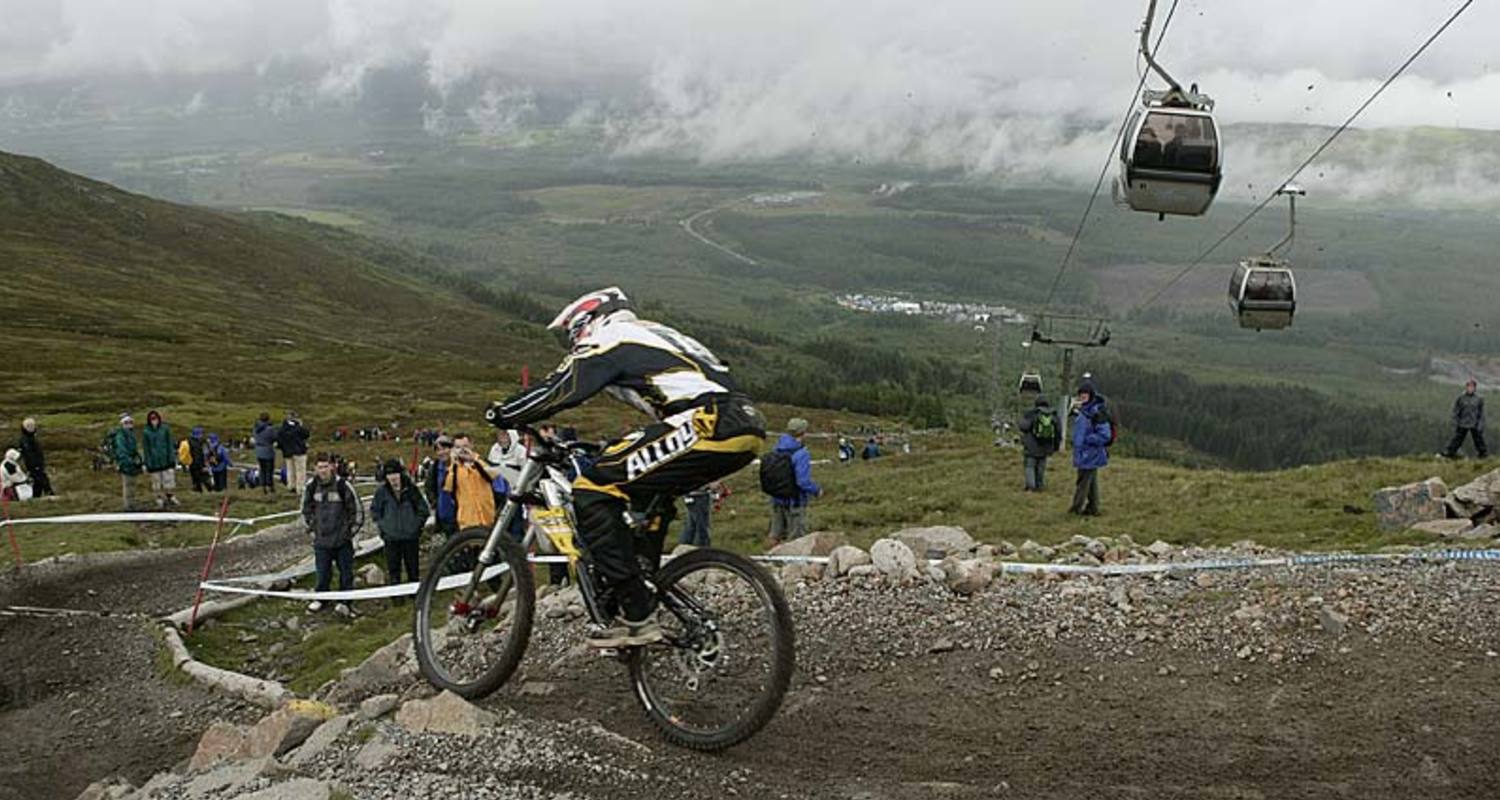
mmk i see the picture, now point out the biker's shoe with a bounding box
[586,617,663,649]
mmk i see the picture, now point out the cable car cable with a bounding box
[1131,0,1477,314]
[1039,0,1181,311]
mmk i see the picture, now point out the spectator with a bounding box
[679,482,723,547]
[302,453,358,616]
[205,433,232,492]
[837,437,854,464]
[252,412,278,494]
[767,418,822,546]
[1,448,30,501]
[1442,380,1488,459]
[110,414,144,510]
[423,435,458,538]
[141,410,180,508]
[17,418,52,497]
[275,411,311,493]
[1018,396,1062,492]
[487,427,525,486]
[444,433,498,530]
[371,458,429,604]
[861,437,881,460]
[1069,381,1112,516]
[184,426,210,493]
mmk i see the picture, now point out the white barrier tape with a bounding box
[196,546,1500,605]
[0,509,305,529]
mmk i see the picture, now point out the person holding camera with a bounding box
[443,433,500,530]
[1069,380,1113,516]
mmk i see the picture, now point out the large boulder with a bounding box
[1408,519,1474,538]
[1447,467,1500,520]
[325,633,417,703]
[870,538,919,584]
[1372,477,1448,531]
[243,701,335,759]
[780,561,825,586]
[396,690,498,736]
[285,714,353,767]
[232,778,333,800]
[768,531,848,558]
[827,545,872,577]
[891,526,976,559]
[189,721,250,770]
[939,556,997,595]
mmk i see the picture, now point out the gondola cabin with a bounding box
[1114,106,1222,218]
[1229,258,1296,331]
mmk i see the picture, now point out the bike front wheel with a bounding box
[413,528,535,699]
[628,548,795,751]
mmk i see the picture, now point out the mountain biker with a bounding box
[485,287,767,648]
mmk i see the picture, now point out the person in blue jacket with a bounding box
[1069,381,1112,516]
[205,433,233,492]
[768,418,822,545]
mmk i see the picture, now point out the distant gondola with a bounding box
[1230,184,1306,331]
[1229,257,1296,331]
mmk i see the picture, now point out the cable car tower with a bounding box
[1113,0,1223,220]
[1029,314,1111,442]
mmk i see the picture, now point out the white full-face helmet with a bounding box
[547,287,632,348]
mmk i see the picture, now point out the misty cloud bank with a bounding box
[3,0,1499,205]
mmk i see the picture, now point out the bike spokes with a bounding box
[413,530,535,698]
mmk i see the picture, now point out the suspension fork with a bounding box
[453,460,544,607]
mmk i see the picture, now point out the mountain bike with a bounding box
[412,425,795,751]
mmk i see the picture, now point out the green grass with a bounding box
[185,548,411,695]
[700,433,1497,553]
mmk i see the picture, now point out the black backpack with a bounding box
[759,448,801,499]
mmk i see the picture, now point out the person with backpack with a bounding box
[302,452,360,616]
[1069,381,1113,516]
[184,426,210,493]
[110,414,144,510]
[141,410,180,508]
[370,458,430,604]
[763,417,821,546]
[1018,396,1061,492]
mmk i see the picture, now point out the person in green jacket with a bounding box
[369,458,430,604]
[141,409,179,508]
[111,414,144,510]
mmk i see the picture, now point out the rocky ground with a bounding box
[0,523,311,800]
[54,527,1500,800]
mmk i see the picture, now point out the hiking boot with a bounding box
[306,600,324,613]
[334,603,355,618]
[586,617,663,649]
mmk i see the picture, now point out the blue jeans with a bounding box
[1023,455,1048,490]
[314,541,355,594]
[679,497,712,546]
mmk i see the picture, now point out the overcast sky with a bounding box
[2,0,1497,200]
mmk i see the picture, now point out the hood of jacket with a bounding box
[774,433,804,453]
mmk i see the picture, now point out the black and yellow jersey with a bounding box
[490,312,741,428]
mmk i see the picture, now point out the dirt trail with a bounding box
[0,524,307,800]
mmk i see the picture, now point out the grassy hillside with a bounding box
[0,150,556,437]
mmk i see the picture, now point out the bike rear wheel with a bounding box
[628,548,795,751]
[413,528,535,699]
